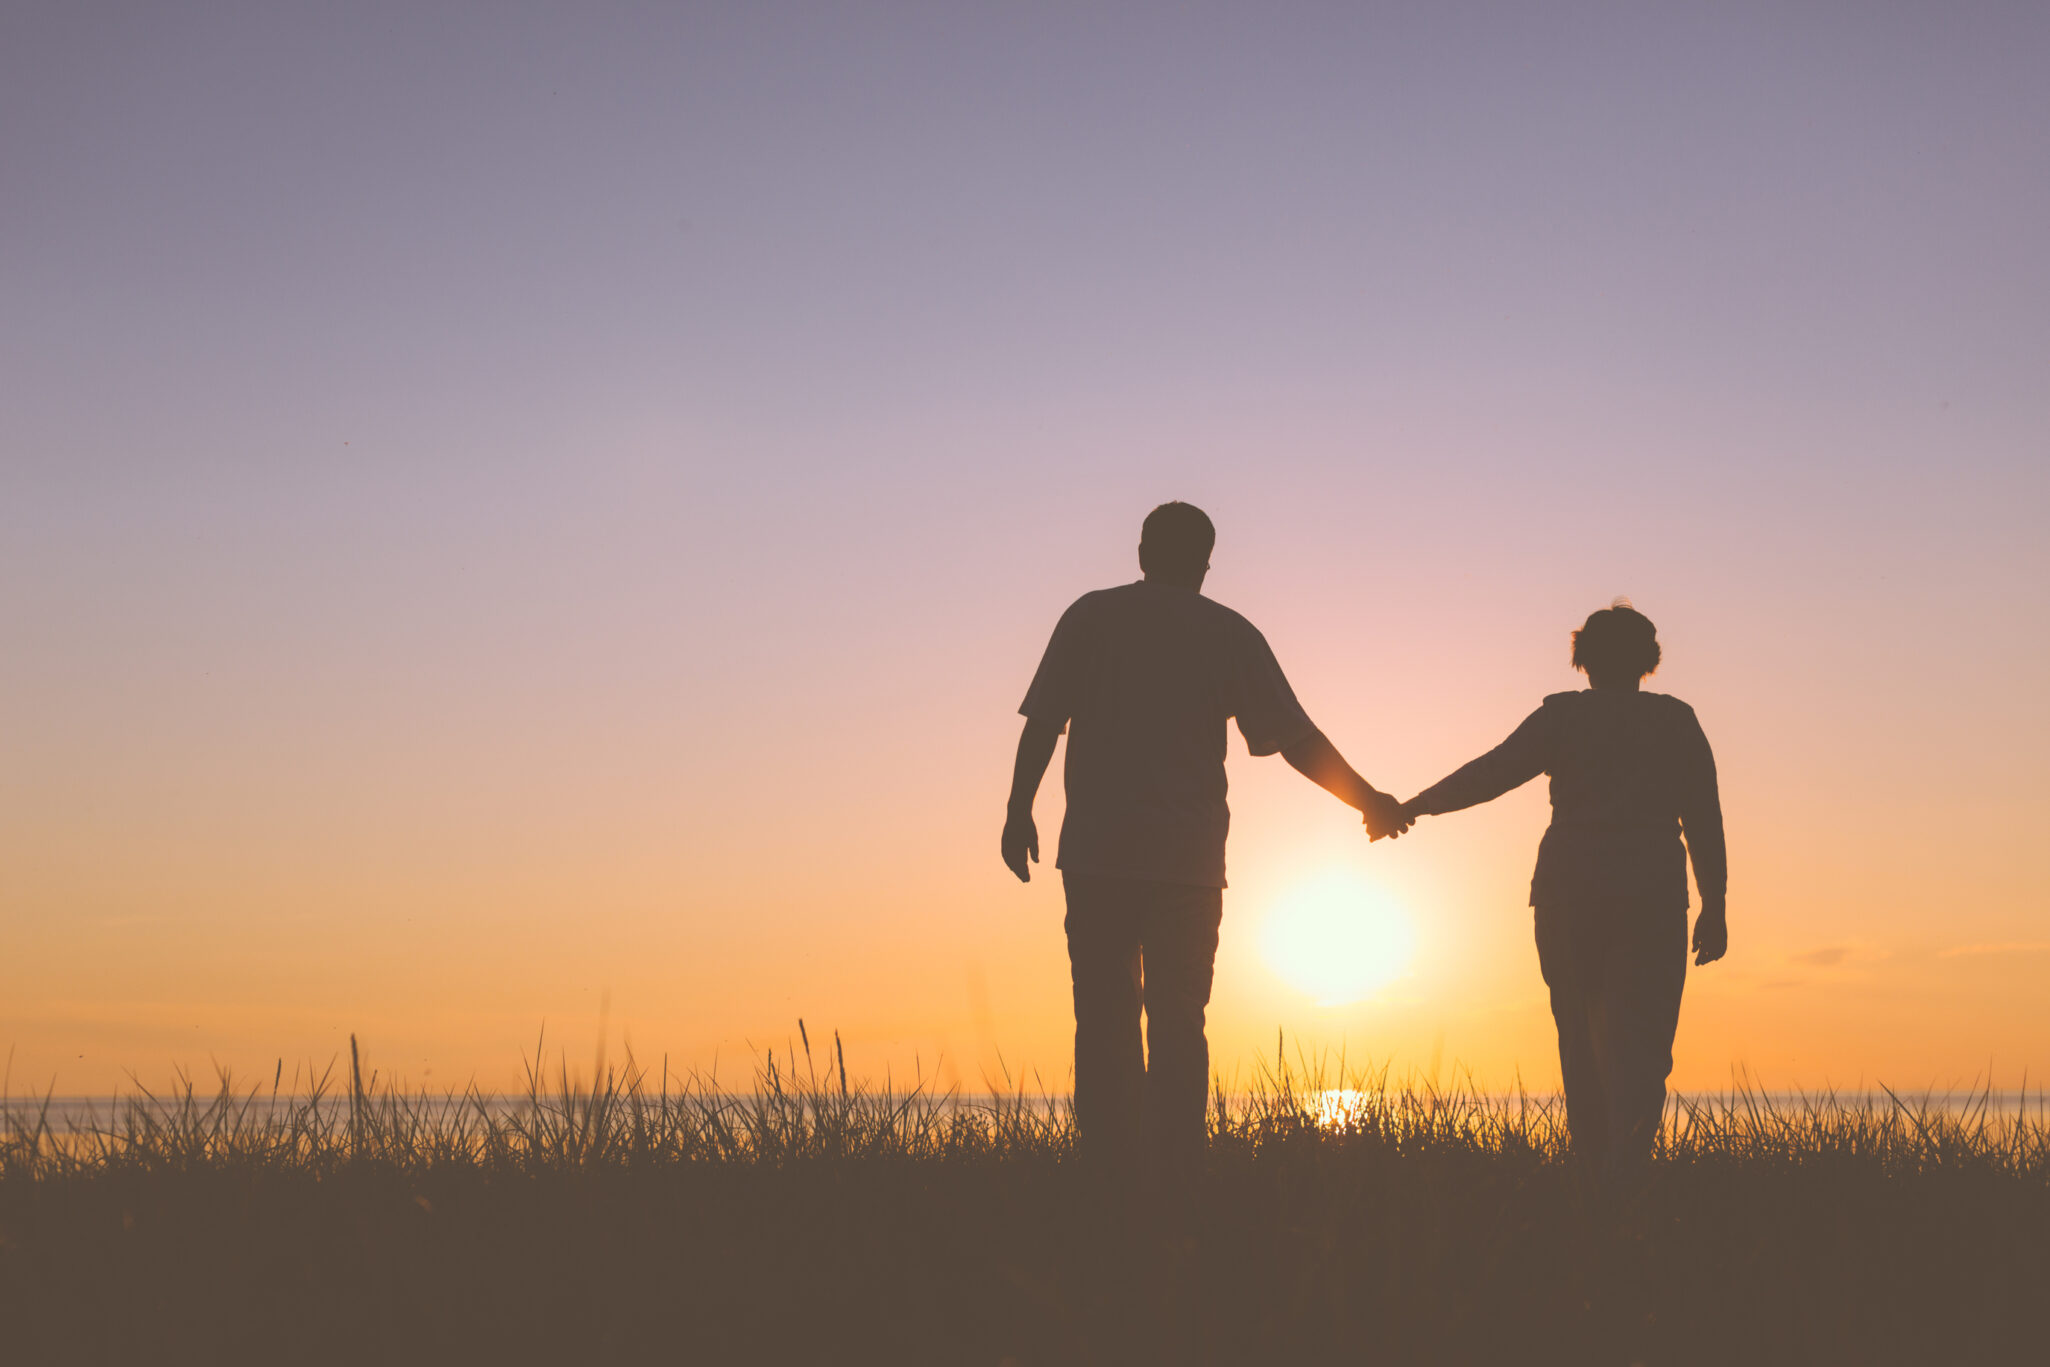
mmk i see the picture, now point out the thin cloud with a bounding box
[1938,941,2050,959]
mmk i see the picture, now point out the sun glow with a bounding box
[1259,871,1418,1007]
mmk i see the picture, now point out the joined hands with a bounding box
[1362,791,1415,841]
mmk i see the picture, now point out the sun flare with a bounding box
[1259,871,1418,1007]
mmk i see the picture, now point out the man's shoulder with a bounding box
[1054,585,1126,623]
[1540,690,1586,708]
[1076,583,1257,624]
[1190,592,1265,637]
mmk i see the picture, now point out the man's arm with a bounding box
[1001,716,1063,881]
[1227,619,1407,840]
[1280,729,1411,840]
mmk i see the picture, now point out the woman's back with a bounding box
[1408,687,1725,911]
[1535,689,1722,910]
[1545,689,1701,830]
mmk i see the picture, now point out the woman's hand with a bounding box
[1692,905,1728,965]
[1361,790,1412,841]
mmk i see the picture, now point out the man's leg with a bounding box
[1137,883,1224,1187]
[1064,874,1146,1184]
[1535,903,1610,1175]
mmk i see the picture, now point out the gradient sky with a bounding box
[5,2,2047,1095]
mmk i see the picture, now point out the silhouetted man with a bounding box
[1002,502,1408,1196]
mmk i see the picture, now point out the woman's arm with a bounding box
[1677,706,1728,964]
[1403,705,1553,818]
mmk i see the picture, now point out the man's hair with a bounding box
[1572,601,1661,680]
[1139,501,1215,578]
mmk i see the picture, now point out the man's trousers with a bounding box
[1062,873,1224,1186]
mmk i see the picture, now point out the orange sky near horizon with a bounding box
[7,411,2045,1098]
[3,4,2047,1097]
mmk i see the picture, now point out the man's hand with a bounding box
[1692,905,1728,965]
[1001,810,1039,882]
[1362,790,1412,841]
[1002,718,1060,884]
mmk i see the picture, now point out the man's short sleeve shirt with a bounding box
[1018,581,1315,888]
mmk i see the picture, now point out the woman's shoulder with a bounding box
[1639,692,1707,735]
[1542,687,1695,708]
[1541,689,1700,727]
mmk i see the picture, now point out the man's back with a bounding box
[1002,501,1409,1198]
[1019,581,1313,888]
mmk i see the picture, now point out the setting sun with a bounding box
[1259,871,1419,1007]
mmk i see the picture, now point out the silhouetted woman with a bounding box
[1402,604,1727,1182]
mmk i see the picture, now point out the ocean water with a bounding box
[7,1086,2047,1137]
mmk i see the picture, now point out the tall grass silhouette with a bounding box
[2,1030,2044,1365]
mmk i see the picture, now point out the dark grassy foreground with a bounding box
[3,1040,2046,1366]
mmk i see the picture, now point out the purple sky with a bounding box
[4,3,2047,1089]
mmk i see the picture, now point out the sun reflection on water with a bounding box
[1313,1088,1374,1129]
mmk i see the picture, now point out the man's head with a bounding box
[1138,501,1215,588]
[1572,601,1661,686]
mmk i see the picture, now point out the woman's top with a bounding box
[1408,689,1726,911]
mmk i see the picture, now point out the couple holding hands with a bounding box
[1002,501,1726,1191]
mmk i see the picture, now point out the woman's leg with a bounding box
[1534,903,1610,1174]
[1594,905,1689,1175]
